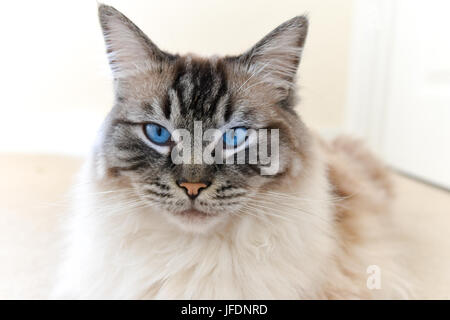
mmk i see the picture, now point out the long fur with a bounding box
[52,5,413,299]
[53,135,413,299]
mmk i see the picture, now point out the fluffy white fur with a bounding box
[52,136,413,299]
[53,138,340,299]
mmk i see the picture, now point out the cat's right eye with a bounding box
[144,123,171,145]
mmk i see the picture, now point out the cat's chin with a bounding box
[165,208,228,234]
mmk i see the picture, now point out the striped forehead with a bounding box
[164,57,233,127]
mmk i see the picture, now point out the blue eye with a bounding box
[144,123,171,145]
[223,127,248,148]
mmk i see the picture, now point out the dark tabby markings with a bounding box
[223,98,234,122]
[170,58,229,119]
[217,184,234,192]
[111,162,148,172]
[117,154,147,162]
[115,135,162,159]
[214,193,246,200]
[111,119,139,127]
[218,202,240,206]
[162,94,171,119]
[114,142,143,152]
[145,189,173,198]
[148,181,170,191]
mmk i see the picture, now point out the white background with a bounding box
[0,0,353,155]
[0,0,448,188]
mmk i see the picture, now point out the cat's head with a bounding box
[95,5,311,232]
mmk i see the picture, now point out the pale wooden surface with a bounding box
[0,154,449,299]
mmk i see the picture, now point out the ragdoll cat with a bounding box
[53,5,412,299]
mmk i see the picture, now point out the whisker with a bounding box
[261,190,348,203]
[243,203,330,233]
[249,198,330,223]
[236,61,270,93]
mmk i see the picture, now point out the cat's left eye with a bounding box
[223,127,248,148]
[144,123,171,145]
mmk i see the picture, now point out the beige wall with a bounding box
[0,0,353,154]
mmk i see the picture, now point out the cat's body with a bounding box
[53,5,412,299]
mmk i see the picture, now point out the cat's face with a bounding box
[96,5,310,232]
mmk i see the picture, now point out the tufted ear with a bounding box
[237,16,308,101]
[98,4,174,79]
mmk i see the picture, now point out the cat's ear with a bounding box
[98,4,173,79]
[237,16,308,98]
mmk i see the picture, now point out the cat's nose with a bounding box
[177,181,210,199]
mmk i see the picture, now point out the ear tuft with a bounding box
[237,15,309,99]
[98,4,172,79]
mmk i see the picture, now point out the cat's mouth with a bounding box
[166,207,224,231]
[173,208,217,218]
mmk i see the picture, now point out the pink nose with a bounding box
[178,182,208,198]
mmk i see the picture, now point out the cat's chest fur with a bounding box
[54,146,337,299]
[53,138,413,299]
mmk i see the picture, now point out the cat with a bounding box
[52,4,413,299]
